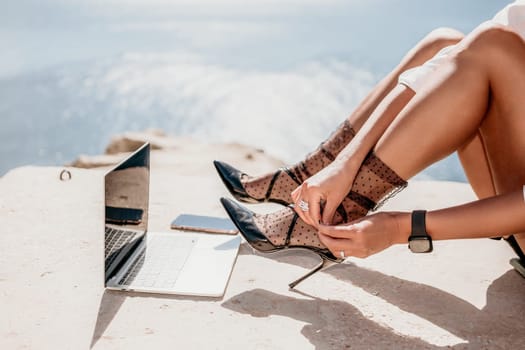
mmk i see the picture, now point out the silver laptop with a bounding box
[104,143,240,297]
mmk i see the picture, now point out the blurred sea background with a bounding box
[0,0,510,178]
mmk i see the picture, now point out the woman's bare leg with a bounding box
[348,27,464,131]
[374,23,525,252]
[222,28,465,205]
[458,99,525,254]
[457,133,495,200]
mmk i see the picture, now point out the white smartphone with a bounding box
[170,214,239,235]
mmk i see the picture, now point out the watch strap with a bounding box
[409,210,433,253]
[410,210,427,237]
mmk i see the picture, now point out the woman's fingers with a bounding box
[309,197,322,226]
[291,186,309,222]
[292,185,313,226]
[318,232,353,257]
[321,198,340,225]
[318,213,401,259]
[319,230,370,259]
[318,224,354,258]
[291,182,325,227]
[318,222,355,238]
[296,192,321,227]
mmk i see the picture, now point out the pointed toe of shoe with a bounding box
[220,197,275,251]
[213,161,258,203]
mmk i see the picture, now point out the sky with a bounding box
[1,0,509,77]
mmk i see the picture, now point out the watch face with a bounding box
[409,238,433,253]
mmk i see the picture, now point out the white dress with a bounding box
[398,0,525,92]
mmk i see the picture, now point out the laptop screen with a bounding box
[104,143,150,282]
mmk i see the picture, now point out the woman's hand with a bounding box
[291,160,357,228]
[317,212,410,259]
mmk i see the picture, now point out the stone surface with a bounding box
[1,137,524,350]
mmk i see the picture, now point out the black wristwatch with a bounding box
[408,210,433,253]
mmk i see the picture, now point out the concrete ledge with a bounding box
[1,138,524,349]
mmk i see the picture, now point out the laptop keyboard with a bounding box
[105,227,137,270]
[118,235,198,289]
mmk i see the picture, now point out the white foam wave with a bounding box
[0,51,466,181]
[61,52,376,163]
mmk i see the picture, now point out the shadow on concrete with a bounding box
[90,290,126,348]
[90,244,525,349]
[328,264,525,349]
[224,249,525,349]
[223,287,440,349]
[89,289,223,348]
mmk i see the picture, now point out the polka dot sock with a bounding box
[252,207,328,248]
[331,152,408,224]
[249,152,407,249]
[242,120,356,204]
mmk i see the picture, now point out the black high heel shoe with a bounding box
[214,161,301,206]
[220,197,343,289]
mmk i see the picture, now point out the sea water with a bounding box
[0,0,508,179]
[0,54,467,181]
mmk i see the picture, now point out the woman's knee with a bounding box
[419,27,465,52]
[460,23,525,61]
[407,27,465,64]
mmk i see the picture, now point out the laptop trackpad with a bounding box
[171,234,241,297]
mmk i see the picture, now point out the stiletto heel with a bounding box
[220,197,342,287]
[506,235,525,279]
[510,258,525,278]
[288,254,340,289]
